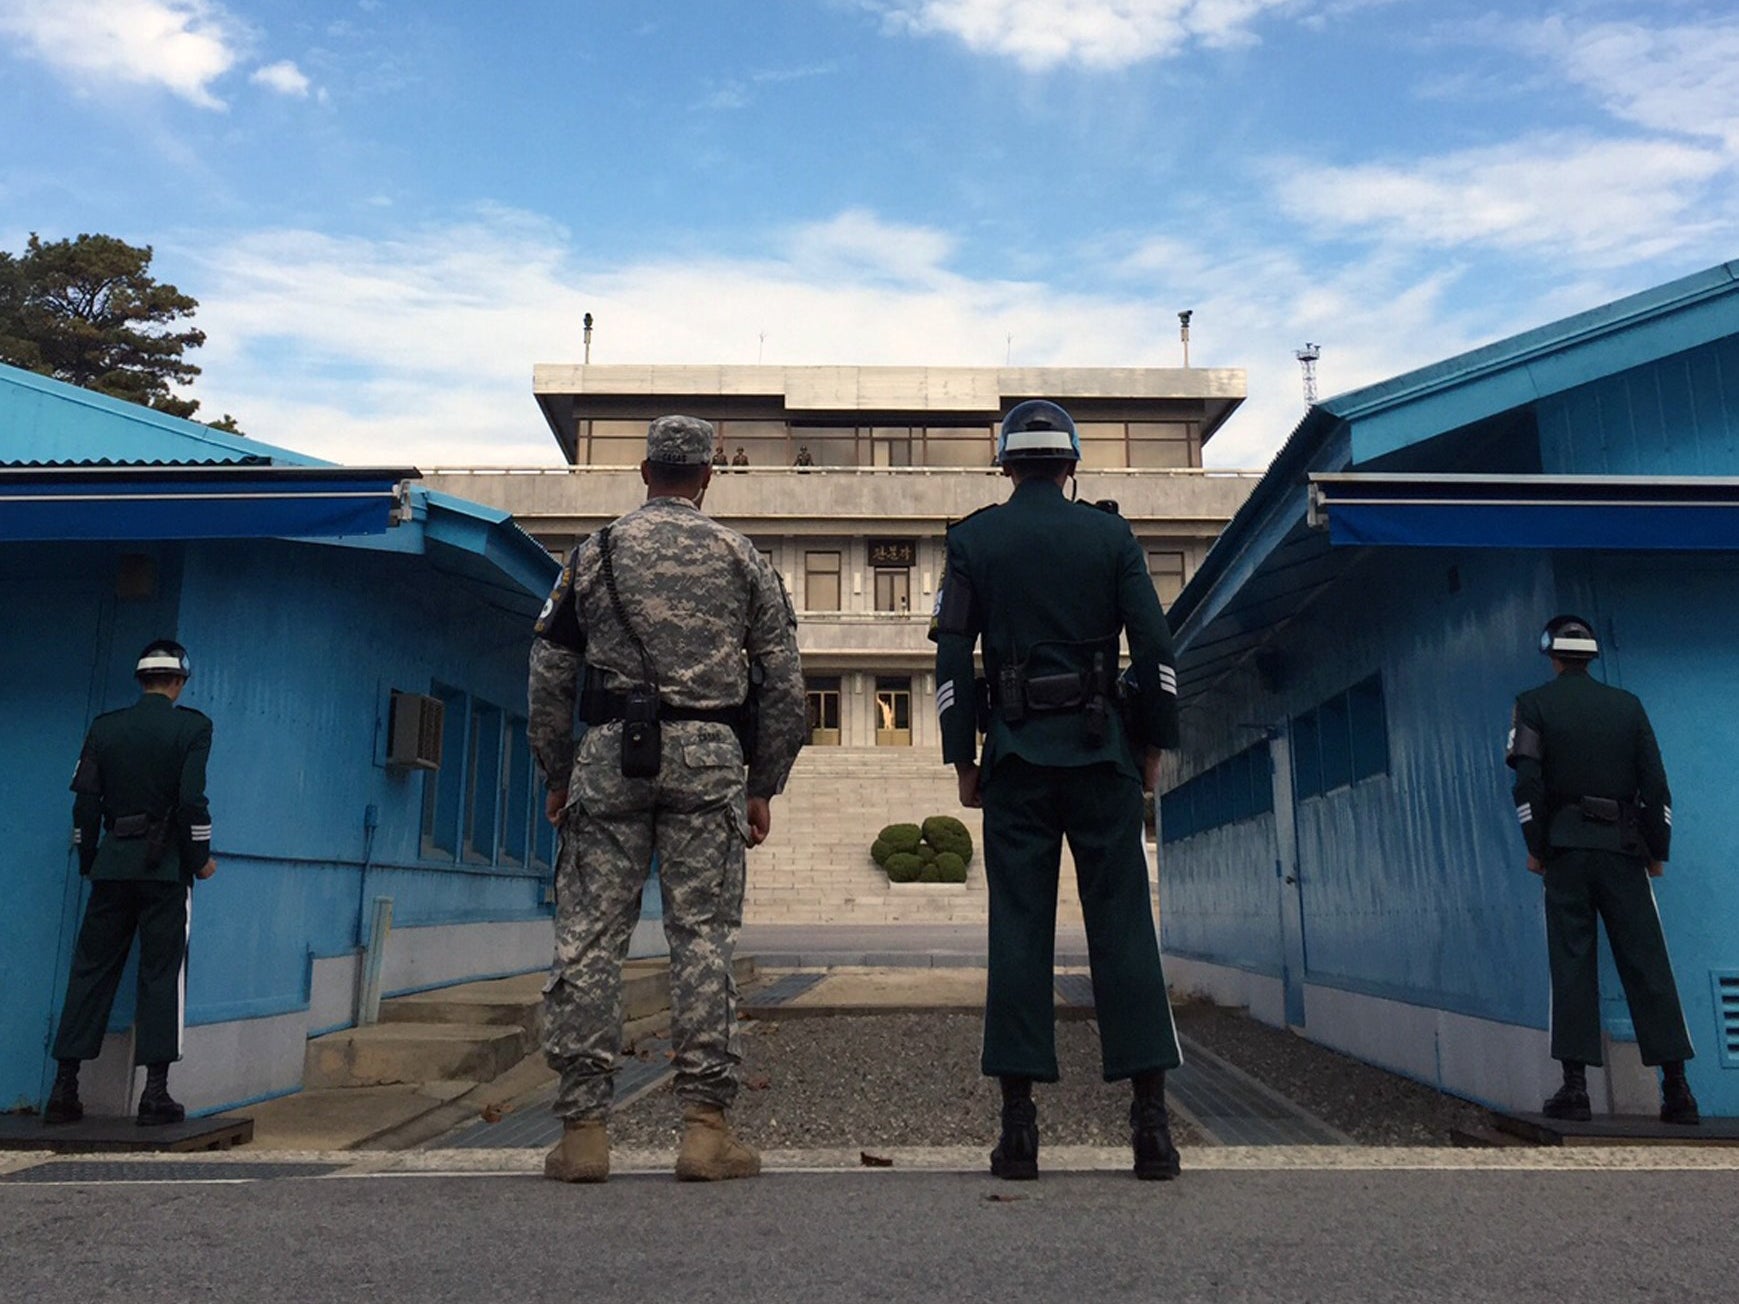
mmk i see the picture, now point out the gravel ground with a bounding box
[610,1012,1205,1150]
[1174,1002,1492,1146]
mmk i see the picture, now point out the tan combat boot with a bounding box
[544,1119,609,1183]
[674,1104,761,1182]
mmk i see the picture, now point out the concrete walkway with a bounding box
[737,922,1089,967]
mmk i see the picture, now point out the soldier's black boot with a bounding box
[1541,1061,1591,1122]
[1131,1070,1181,1181]
[1660,1062,1701,1126]
[136,1064,185,1127]
[43,1061,83,1126]
[989,1076,1038,1180]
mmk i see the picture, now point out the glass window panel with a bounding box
[1128,438,1194,468]
[1349,674,1390,780]
[1074,422,1126,469]
[464,702,503,864]
[422,683,467,859]
[920,426,995,468]
[1318,692,1354,792]
[874,569,910,613]
[805,551,841,610]
[532,801,555,871]
[791,428,860,466]
[501,719,530,867]
[874,678,912,731]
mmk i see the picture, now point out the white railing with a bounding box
[424,465,1265,479]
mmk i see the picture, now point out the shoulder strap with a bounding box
[598,526,659,691]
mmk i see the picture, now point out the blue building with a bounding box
[1,363,564,1118]
[1161,262,1739,1118]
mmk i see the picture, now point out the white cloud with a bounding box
[0,0,244,109]
[1271,134,1731,267]
[179,205,1517,473]
[862,0,1293,69]
[1517,17,1739,152]
[250,59,310,98]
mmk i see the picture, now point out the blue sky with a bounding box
[3,0,1737,466]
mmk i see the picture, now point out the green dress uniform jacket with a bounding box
[54,692,212,1068]
[932,477,1182,1082]
[1507,666,1692,1067]
[73,693,213,884]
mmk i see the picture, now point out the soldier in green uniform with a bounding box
[44,640,216,1127]
[1507,615,1697,1125]
[931,400,1184,1181]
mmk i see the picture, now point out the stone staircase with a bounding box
[302,958,753,1091]
[747,747,1085,926]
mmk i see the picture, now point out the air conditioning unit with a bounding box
[387,691,444,770]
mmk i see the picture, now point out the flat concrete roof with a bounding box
[532,364,1247,463]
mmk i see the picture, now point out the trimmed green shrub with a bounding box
[877,823,923,854]
[918,864,943,883]
[917,843,938,864]
[922,815,974,864]
[885,852,923,883]
[933,851,967,883]
[870,838,894,867]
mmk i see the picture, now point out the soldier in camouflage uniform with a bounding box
[529,414,806,1183]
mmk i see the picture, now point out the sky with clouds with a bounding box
[3,0,1737,467]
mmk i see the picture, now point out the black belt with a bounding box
[581,691,743,728]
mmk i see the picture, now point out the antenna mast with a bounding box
[1295,342,1321,404]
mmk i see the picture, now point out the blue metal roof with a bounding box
[1171,260,1739,646]
[0,464,414,542]
[0,361,326,468]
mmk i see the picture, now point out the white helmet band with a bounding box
[136,653,190,676]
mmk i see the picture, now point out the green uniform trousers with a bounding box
[1543,848,1693,1067]
[980,756,1181,1082]
[53,879,190,1066]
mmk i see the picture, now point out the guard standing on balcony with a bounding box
[529,414,806,1184]
[45,639,216,1128]
[1508,614,1698,1125]
[930,399,1185,1181]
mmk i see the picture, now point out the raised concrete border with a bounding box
[1163,953,1657,1117]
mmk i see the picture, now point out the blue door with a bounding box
[1270,728,1308,1027]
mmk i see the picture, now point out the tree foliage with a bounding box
[0,233,210,419]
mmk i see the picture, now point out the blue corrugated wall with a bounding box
[1,535,552,1110]
[1163,547,1556,1026]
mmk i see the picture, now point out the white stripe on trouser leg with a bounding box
[1140,821,1183,1068]
[177,887,191,1059]
[1645,877,1694,1055]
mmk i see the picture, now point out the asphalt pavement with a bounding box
[5,1156,1738,1302]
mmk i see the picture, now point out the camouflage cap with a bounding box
[646,415,717,466]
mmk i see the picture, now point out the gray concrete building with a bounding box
[424,364,1255,753]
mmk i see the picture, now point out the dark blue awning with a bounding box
[0,465,417,542]
[1308,474,1739,551]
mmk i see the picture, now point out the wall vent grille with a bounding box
[1713,972,1739,1069]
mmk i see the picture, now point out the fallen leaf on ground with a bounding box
[479,1104,505,1124]
[664,1050,677,1061]
[745,1074,772,1091]
[859,1151,894,1168]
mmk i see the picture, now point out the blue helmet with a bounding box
[996,400,1081,465]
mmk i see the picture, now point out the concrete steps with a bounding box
[302,957,757,1092]
[748,748,1087,926]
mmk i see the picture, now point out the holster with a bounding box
[620,686,662,779]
